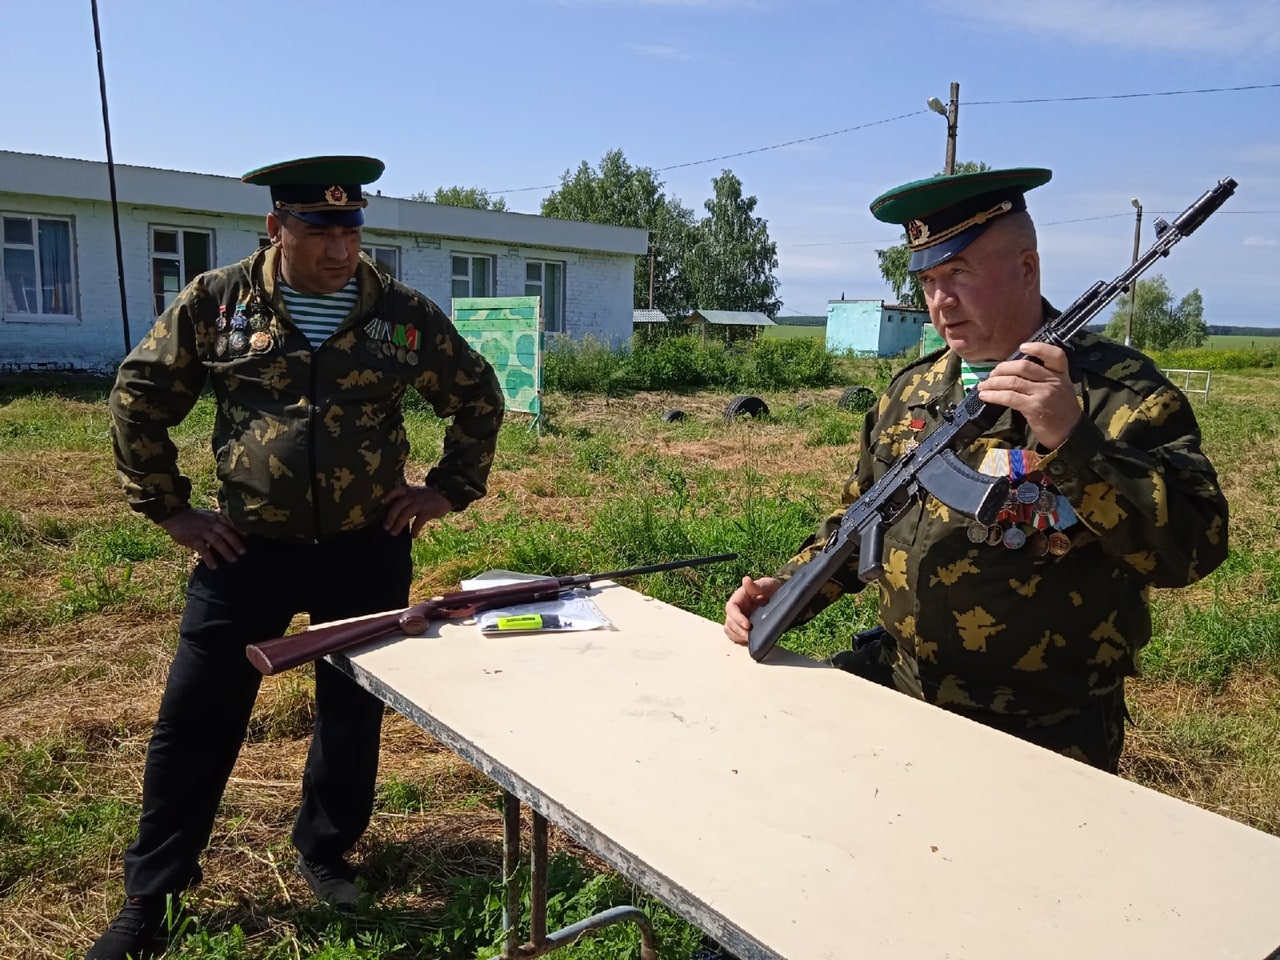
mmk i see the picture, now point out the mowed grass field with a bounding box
[2,367,1279,958]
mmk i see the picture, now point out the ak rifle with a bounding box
[247,553,737,675]
[748,176,1238,662]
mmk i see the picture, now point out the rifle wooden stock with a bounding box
[246,578,566,676]
[244,551,738,676]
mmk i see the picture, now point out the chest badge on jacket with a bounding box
[214,303,276,359]
[364,316,420,366]
[968,448,1077,556]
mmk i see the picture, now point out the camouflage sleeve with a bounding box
[411,303,505,511]
[108,284,210,522]
[1043,375,1228,587]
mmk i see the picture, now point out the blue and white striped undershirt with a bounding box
[280,278,358,348]
[959,360,997,392]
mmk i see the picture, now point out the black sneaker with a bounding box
[84,896,168,960]
[296,854,359,911]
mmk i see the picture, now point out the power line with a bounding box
[489,109,928,195]
[489,82,1279,198]
[969,82,1280,105]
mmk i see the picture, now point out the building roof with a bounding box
[633,309,670,324]
[686,310,776,327]
[0,150,648,256]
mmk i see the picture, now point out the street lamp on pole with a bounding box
[1125,197,1142,347]
[927,81,960,175]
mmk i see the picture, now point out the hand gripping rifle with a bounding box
[748,176,1238,662]
[246,553,737,675]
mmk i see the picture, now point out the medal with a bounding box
[1030,532,1050,557]
[1035,488,1057,515]
[1015,481,1040,505]
[229,331,249,356]
[1047,532,1071,556]
[231,309,249,331]
[216,305,229,331]
[986,525,1004,547]
[967,521,988,544]
[249,331,272,353]
[1002,526,1027,550]
[215,335,228,357]
[406,351,419,366]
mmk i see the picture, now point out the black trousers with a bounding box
[123,523,412,897]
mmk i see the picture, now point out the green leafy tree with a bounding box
[411,186,508,211]
[541,150,696,317]
[875,161,990,309]
[1103,275,1208,350]
[684,169,782,325]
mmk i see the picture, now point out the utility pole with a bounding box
[927,82,960,175]
[1125,198,1142,347]
[648,239,655,310]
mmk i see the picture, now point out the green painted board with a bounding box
[453,296,543,418]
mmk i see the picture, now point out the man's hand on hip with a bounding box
[383,485,453,538]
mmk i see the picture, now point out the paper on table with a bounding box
[476,593,612,635]
[460,570,613,634]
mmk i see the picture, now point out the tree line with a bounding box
[419,150,781,320]
[420,155,1233,350]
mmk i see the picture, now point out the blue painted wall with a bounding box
[826,300,929,357]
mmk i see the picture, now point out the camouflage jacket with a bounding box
[780,324,1228,717]
[109,246,504,541]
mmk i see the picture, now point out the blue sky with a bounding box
[3,0,1278,326]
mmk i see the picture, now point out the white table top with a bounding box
[334,582,1280,960]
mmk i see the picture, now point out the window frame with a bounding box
[1,212,79,322]
[150,225,214,316]
[362,243,400,279]
[451,252,495,300]
[524,259,566,333]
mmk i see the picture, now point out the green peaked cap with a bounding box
[242,155,385,226]
[870,167,1052,272]
[241,155,385,187]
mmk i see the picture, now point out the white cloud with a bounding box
[627,43,696,60]
[927,0,1280,55]
[1243,235,1279,247]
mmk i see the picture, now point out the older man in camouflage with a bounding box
[725,167,1227,774]
[88,156,504,959]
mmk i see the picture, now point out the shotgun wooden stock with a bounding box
[245,552,737,676]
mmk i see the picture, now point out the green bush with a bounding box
[543,335,841,394]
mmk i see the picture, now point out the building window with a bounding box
[451,254,493,299]
[152,227,212,315]
[2,214,76,318]
[525,260,565,332]
[363,244,400,278]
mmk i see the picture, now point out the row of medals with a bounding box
[214,307,272,359]
[966,478,1072,557]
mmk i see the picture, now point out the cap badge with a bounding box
[906,219,930,245]
[324,185,348,205]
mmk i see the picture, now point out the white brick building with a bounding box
[0,151,648,372]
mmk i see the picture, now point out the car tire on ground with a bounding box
[837,385,877,413]
[723,395,770,421]
[661,409,687,423]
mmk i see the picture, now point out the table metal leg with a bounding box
[499,789,659,960]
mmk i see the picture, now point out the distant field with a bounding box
[766,327,1280,350]
[1208,334,1280,349]
[765,324,825,340]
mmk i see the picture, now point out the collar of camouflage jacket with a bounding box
[248,244,392,324]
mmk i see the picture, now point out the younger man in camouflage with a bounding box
[88,156,504,960]
[724,167,1227,773]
